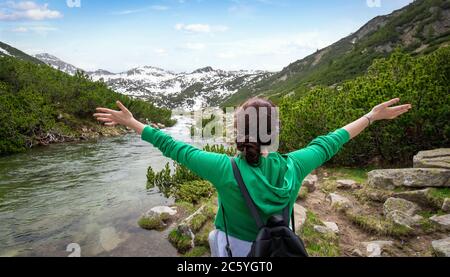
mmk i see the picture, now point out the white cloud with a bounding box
[8,1,40,10]
[11,26,28,32]
[151,5,169,11]
[154,48,168,56]
[112,5,169,15]
[210,31,345,71]
[9,25,58,34]
[216,32,333,58]
[0,1,62,21]
[182,42,206,51]
[175,23,229,33]
[217,52,236,59]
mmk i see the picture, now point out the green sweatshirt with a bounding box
[141,125,350,242]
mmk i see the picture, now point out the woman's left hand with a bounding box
[367,98,412,122]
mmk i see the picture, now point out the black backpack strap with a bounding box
[220,203,233,257]
[291,206,296,231]
[230,158,264,229]
[282,204,296,232]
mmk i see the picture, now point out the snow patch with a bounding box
[0,47,11,56]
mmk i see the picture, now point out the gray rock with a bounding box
[323,221,339,234]
[294,203,307,231]
[351,249,364,257]
[336,179,360,189]
[393,188,436,208]
[430,214,450,230]
[313,225,334,234]
[297,186,308,200]
[383,197,420,216]
[302,174,318,192]
[386,210,423,229]
[326,193,353,209]
[312,222,339,235]
[442,198,450,212]
[413,148,450,169]
[431,237,450,257]
[383,198,422,228]
[139,207,174,231]
[361,241,394,257]
[368,168,450,189]
[150,206,177,216]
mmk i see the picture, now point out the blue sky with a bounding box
[0,0,413,72]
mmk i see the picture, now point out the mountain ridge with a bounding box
[32,52,274,110]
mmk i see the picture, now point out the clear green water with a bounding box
[0,117,195,257]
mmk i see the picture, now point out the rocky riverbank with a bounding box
[138,148,450,257]
[25,119,168,150]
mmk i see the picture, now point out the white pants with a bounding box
[208,229,252,257]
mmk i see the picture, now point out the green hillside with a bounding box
[0,41,44,65]
[279,47,449,166]
[223,0,450,107]
[0,43,175,156]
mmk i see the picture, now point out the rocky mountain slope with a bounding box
[88,66,272,110]
[34,53,81,76]
[223,0,450,106]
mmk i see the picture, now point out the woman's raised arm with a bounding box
[93,101,231,186]
[343,98,412,139]
[94,101,147,135]
[288,98,412,178]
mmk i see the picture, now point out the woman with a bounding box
[94,97,411,257]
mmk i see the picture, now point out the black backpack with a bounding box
[221,158,308,257]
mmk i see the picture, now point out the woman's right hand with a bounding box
[94,101,134,127]
[94,101,146,134]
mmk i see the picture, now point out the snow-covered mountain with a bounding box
[90,66,272,109]
[34,53,273,110]
[35,53,82,75]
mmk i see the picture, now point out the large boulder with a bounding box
[368,168,450,189]
[302,174,318,192]
[430,214,450,231]
[386,211,423,229]
[432,237,450,257]
[383,197,420,216]
[326,193,353,210]
[383,198,422,228]
[294,203,307,230]
[413,148,450,169]
[393,188,435,208]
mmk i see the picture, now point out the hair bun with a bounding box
[237,141,261,166]
[234,97,277,166]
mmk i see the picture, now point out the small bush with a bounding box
[168,229,193,254]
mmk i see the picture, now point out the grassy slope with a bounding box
[0,41,44,65]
